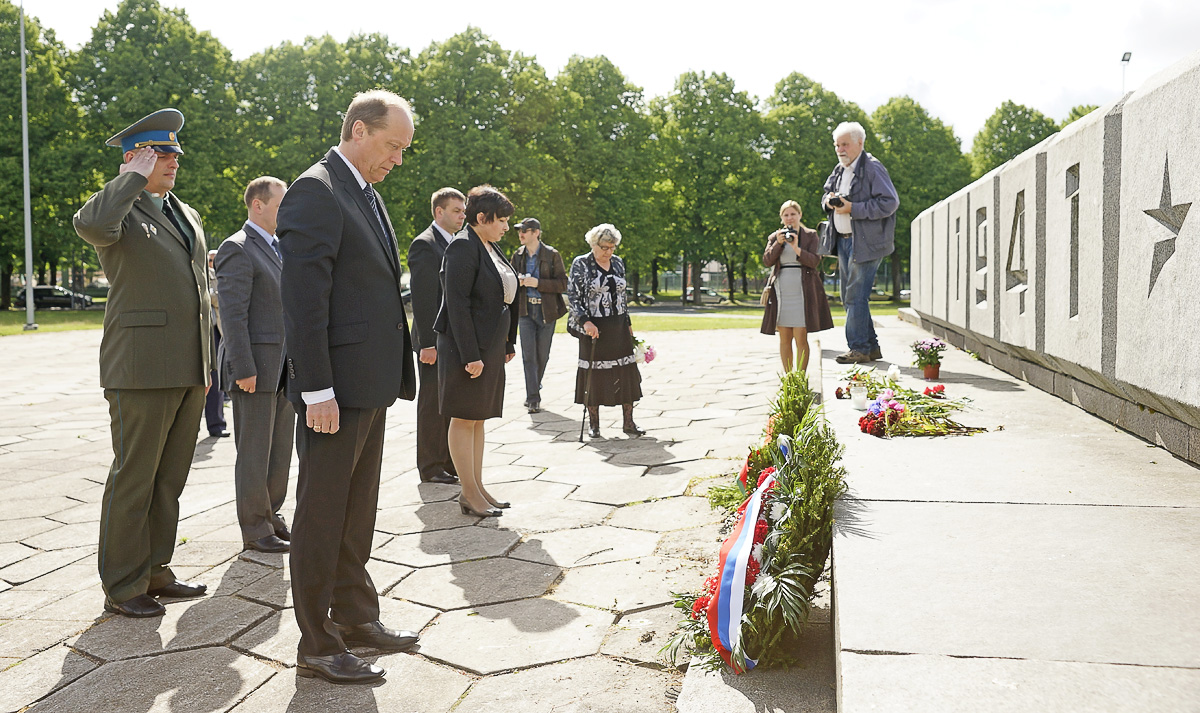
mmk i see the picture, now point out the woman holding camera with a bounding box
[761,200,833,372]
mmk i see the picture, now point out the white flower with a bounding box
[776,434,792,458]
[769,502,786,522]
[886,364,901,381]
[751,574,777,598]
[752,543,764,563]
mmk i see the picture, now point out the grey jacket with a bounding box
[822,152,900,263]
[214,222,286,393]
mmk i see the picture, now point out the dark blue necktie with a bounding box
[363,185,395,253]
[269,238,281,261]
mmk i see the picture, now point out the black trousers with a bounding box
[204,327,226,434]
[416,360,455,479]
[290,404,386,657]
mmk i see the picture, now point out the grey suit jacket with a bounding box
[215,222,286,393]
[74,171,213,389]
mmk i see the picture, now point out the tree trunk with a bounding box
[680,257,688,306]
[630,269,641,304]
[740,252,749,296]
[691,261,702,305]
[650,258,659,295]
[0,263,10,310]
[892,253,902,301]
[725,260,735,302]
[37,262,46,285]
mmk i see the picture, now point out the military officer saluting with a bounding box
[74,108,213,617]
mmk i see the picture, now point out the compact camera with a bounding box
[827,194,845,208]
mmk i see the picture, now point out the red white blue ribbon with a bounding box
[706,473,775,672]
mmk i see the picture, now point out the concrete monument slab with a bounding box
[510,525,660,567]
[390,557,560,610]
[70,596,272,661]
[373,527,519,568]
[552,555,706,613]
[607,496,724,532]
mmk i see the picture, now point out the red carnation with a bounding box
[745,557,761,587]
[753,519,769,544]
[756,466,776,488]
[692,594,711,620]
[704,576,720,595]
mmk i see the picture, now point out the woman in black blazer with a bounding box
[433,185,519,517]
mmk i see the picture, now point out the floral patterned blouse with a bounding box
[567,253,629,333]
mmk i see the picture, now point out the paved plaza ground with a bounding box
[0,325,800,713]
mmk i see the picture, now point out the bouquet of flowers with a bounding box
[911,337,947,367]
[840,367,984,438]
[666,372,846,673]
[633,334,656,364]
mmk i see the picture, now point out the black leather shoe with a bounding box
[148,580,207,598]
[296,651,385,684]
[105,594,166,617]
[623,424,647,436]
[245,534,290,553]
[588,425,602,438]
[274,516,291,542]
[209,430,231,438]
[334,620,420,651]
[420,471,459,485]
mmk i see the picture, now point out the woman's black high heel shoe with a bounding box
[484,495,511,509]
[459,496,502,517]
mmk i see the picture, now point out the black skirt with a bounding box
[574,314,643,406]
[437,306,510,420]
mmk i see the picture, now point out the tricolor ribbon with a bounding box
[706,472,776,673]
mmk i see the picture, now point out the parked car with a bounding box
[626,288,655,305]
[685,286,721,299]
[12,285,94,309]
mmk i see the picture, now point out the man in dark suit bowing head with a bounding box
[407,187,466,486]
[277,89,419,684]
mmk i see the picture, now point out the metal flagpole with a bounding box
[20,0,38,331]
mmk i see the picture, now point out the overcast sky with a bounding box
[22,0,1200,150]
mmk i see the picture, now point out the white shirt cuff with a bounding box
[301,388,335,405]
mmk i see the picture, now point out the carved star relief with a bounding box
[1144,154,1191,296]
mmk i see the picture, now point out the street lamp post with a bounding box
[1121,52,1132,95]
[19,0,37,330]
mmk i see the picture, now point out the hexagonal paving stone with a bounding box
[0,618,90,659]
[30,646,275,713]
[366,557,414,595]
[236,569,293,609]
[655,522,724,565]
[227,650,470,712]
[374,500,481,535]
[21,586,108,622]
[233,597,438,666]
[373,526,519,568]
[71,595,273,661]
[169,540,244,567]
[485,479,576,504]
[552,556,706,613]
[456,655,674,713]
[0,542,35,569]
[0,644,95,713]
[648,457,741,480]
[418,597,612,675]
[0,517,60,544]
[601,603,682,666]
[536,462,647,486]
[569,473,692,506]
[391,557,560,610]
[475,499,614,535]
[607,441,713,466]
[0,549,92,586]
[197,558,276,598]
[607,496,724,532]
[510,526,659,568]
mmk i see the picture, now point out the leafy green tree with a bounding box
[406,28,557,256]
[237,33,417,238]
[68,0,242,242]
[1060,104,1099,128]
[546,55,663,290]
[658,71,767,302]
[968,100,1058,179]
[872,96,971,298]
[0,0,80,307]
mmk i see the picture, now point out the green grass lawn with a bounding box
[1,309,106,336]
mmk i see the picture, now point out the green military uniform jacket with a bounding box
[74,171,213,388]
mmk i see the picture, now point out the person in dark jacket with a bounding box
[511,217,568,414]
[433,185,519,517]
[821,121,899,364]
[760,200,833,371]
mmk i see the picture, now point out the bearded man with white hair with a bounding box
[821,121,899,364]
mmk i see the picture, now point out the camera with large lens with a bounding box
[827,194,845,208]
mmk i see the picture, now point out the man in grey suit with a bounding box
[215,176,294,554]
[278,89,420,684]
[407,187,465,485]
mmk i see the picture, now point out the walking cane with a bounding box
[579,335,598,442]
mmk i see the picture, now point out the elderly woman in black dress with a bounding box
[433,185,519,517]
[567,223,644,439]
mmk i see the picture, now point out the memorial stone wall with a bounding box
[908,50,1200,463]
